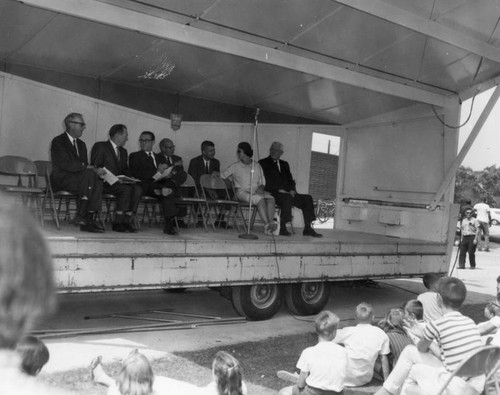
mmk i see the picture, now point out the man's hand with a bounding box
[93,167,106,177]
[157,163,168,173]
[211,171,220,178]
[290,190,297,197]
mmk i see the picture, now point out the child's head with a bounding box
[314,310,339,340]
[355,302,373,324]
[403,299,423,322]
[438,277,467,309]
[496,275,500,295]
[212,351,243,395]
[15,336,49,376]
[116,350,154,395]
[379,308,406,332]
[422,274,441,291]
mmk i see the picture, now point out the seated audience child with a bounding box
[375,277,485,395]
[417,274,443,322]
[402,299,425,345]
[377,309,413,370]
[278,310,347,395]
[91,349,198,395]
[201,350,248,395]
[484,275,500,320]
[334,303,390,386]
[15,336,49,376]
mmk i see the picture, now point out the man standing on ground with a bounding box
[129,132,179,235]
[473,197,491,251]
[259,141,322,237]
[91,124,142,233]
[458,208,480,269]
[50,112,105,233]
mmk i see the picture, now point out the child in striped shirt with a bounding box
[375,277,484,395]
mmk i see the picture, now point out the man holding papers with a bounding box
[91,124,142,233]
[129,131,179,236]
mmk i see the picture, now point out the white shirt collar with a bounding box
[66,132,77,144]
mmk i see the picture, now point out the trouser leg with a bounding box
[468,238,477,268]
[274,192,293,224]
[81,169,103,212]
[458,238,469,268]
[292,193,316,227]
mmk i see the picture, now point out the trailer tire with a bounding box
[285,282,330,315]
[231,284,282,321]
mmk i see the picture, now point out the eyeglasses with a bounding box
[237,150,242,153]
[165,145,175,149]
[139,139,153,142]
[465,211,472,214]
[69,121,86,127]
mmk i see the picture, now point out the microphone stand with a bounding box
[239,108,260,240]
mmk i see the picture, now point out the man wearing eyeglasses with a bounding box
[458,209,480,269]
[129,132,179,235]
[50,113,106,233]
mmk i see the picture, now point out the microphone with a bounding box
[254,108,260,121]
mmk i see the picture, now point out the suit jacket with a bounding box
[188,155,220,189]
[129,150,164,181]
[50,132,89,189]
[259,156,296,194]
[90,140,131,177]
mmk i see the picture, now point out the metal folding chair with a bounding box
[199,174,243,231]
[175,174,208,231]
[436,345,500,395]
[0,156,44,225]
[34,160,60,229]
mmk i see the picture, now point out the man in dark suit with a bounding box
[129,132,179,235]
[259,141,322,237]
[91,124,142,233]
[188,140,220,191]
[50,112,105,233]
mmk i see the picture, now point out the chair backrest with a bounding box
[437,345,500,395]
[199,174,230,199]
[34,160,51,189]
[0,156,38,187]
[179,173,200,198]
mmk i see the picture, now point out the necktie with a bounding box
[275,160,281,173]
[167,157,172,167]
[115,147,120,161]
[148,152,156,167]
[205,161,210,174]
[73,139,79,157]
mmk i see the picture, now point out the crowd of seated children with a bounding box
[375,277,485,395]
[91,349,247,395]
[417,273,443,322]
[278,310,347,395]
[333,302,390,387]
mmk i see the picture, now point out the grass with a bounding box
[38,303,489,394]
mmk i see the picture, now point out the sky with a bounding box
[458,88,499,170]
[312,87,499,171]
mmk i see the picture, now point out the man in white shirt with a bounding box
[474,197,491,252]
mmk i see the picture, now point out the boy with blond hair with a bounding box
[334,303,390,386]
[278,311,347,395]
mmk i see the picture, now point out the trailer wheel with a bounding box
[285,282,330,315]
[231,284,282,321]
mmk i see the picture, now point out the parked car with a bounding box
[490,208,500,225]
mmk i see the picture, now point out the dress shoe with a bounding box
[279,228,292,236]
[162,188,172,197]
[112,223,128,232]
[163,225,178,235]
[80,223,103,233]
[72,213,86,226]
[124,222,138,233]
[303,228,323,238]
[93,220,105,232]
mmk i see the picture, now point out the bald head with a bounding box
[159,138,175,156]
[269,141,284,161]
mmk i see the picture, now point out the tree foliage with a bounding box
[454,165,500,206]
